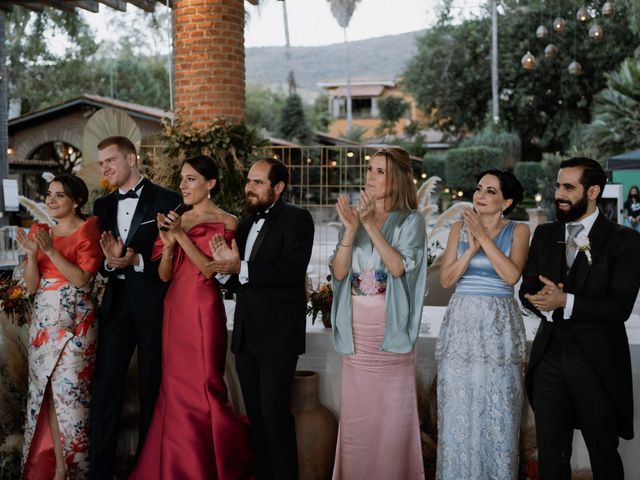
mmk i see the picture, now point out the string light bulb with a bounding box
[576,6,590,22]
[553,17,565,32]
[521,51,536,70]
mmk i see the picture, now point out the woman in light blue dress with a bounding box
[436,170,529,480]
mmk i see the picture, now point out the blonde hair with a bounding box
[371,147,417,211]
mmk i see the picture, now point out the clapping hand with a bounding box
[15,227,38,257]
[462,208,489,243]
[524,276,566,312]
[335,194,359,232]
[35,229,55,256]
[207,234,241,274]
[356,190,376,226]
[100,231,137,269]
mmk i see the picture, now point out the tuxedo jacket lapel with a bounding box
[550,222,566,283]
[570,213,609,294]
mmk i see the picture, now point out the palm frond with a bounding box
[417,176,441,207]
[18,196,54,226]
[429,202,472,237]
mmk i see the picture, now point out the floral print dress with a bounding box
[21,217,102,480]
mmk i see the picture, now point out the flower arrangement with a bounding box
[307,281,333,328]
[0,278,34,326]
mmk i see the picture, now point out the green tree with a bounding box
[582,59,640,157]
[279,93,312,144]
[6,7,98,114]
[375,96,410,138]
[245,84,286,135]
[403,0,639,160]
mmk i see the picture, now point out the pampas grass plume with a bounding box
[18,196,54,226]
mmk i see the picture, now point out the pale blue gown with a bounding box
[435,220,525,480]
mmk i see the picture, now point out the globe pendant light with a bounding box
[576,6,590,22]
[544,43,558,59]
[522,51,536,70]
[602,1,614,16]
[553,17,565,32]
[568,60,583,76]
[536,25,549,39]
[589,24,604,41]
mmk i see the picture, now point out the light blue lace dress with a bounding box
[435,221,525,480]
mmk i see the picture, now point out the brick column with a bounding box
[173,0,245,126]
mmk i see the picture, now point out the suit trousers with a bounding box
[235,351,299,480]
[532,331,623,480]
[88,280,162,480]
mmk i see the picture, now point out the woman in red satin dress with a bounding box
[130,155,254,479]
[16,174,102,480]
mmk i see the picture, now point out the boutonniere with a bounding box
[573,232,592,265]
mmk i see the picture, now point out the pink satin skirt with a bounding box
[332,295,424,480]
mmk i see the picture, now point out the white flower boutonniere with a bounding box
[573,232,592,265]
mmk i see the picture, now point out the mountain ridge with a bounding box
[245,30,424,97]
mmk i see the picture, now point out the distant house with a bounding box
[8,94,171,204]
[318,78,440,141]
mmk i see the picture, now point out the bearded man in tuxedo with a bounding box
[519,157,640,479]
[209,158,315,480]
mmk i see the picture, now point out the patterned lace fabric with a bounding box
[435,293,525,365]
[350,269,387,296]
[435,292,526,479]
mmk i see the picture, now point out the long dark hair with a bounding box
[627,185,639,203]
[50,173,89,219]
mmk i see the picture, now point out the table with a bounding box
[224,302,640,477]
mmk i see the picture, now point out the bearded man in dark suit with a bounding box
[209,158,315,480]
[89,136,180,480]
[519,157,640,479]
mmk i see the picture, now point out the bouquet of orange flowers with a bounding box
[0,278,34,326]
[307,281,333,328]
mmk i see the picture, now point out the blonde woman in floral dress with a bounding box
[330,147,427,480]
[16,174,102,480]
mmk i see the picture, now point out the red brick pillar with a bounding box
[173,0,245,126]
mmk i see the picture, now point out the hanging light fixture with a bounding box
[576,6,590,22]
[589,24,604,41]
[602,1,614,16]
[545,43,559,59]
[553,16,565,32]
[522,51,536,70]
[568,60,583,76]
[536,25,549,39]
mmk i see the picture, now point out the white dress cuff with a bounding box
[239,260,249,284]
[563,293,575,319]
[133,254,144,273]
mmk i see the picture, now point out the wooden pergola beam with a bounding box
[75,1,101,13]
[99,0,127,11]
[127,0,156,12]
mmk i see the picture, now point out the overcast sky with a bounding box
[82,0,487,51]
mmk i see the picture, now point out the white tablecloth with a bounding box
[224,302,640,477]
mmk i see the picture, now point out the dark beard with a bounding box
[555,190,589,223]
[243,190,276,215]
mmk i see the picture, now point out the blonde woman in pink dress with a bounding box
[16,174,102,480]
[330,147,427,480]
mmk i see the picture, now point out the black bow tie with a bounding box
[115,180,144,201]
[252,210,269,224]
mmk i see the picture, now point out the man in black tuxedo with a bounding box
[520,157,640,479]
[89,136,180,480]
[210,158,314,480]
